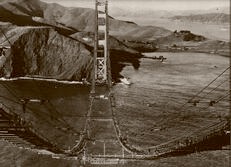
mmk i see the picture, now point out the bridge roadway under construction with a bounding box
[0,86,229,160]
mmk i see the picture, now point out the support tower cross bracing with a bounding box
[92,0,111,92]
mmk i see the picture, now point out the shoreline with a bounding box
[0,77,86,85]
[142,50,230,58]
[0,51,229,83]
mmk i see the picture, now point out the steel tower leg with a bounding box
[92,0,109,89]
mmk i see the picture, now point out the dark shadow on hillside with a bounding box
[68,36,143,82]
[0,6,42,26]
[0,6,76,36]
[110,49,142,82]
[152,132,230,160]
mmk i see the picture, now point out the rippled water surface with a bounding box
[113,52,229,147]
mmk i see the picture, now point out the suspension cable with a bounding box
[0,80,82,136]
[198,91,230,112]
[215,92,230,103]
[199,78,229,100]
[0,82,21,101]
[0,28,12,46]
[29,77,84,134]
[0,26,86,134]
[178,66,230,111]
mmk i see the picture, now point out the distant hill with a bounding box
[110,6,230,20]
[0,0,229,80]
[170,13,230,24]
[206,7,229,14]
[0,0,171,40]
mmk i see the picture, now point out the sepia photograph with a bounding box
[0,0,230,166]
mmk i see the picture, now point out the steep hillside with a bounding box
[0,24,37,45]
[41,1,172,40]
[1,28,93,80]
[0,0,78,35]
[170,13,230,24]
[0,0,44,17]
[0,27,142,81]
[0,0,144,81]
[0,0,44,25]
[0,0,171,39]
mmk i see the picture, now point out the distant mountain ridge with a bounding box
[0,0,171,40]
[0,0,229,80]
[170,13,230,24]
[110,6,230,19]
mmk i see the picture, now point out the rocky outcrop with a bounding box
[0,27,143,81]
[1,28,93,81]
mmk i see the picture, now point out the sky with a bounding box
[42,0,229,11]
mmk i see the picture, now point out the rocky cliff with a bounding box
[9,28,93,80]
[0,27,142,81]
[0,28,92,80]
[0,0,144,81]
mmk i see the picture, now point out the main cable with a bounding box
[199,78,229,100]
[30,77,84,134]
[0,28,12,46]
[177,66,230,111]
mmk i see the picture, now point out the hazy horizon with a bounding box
[42,0,229,11]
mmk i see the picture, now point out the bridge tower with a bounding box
[79,0,131,163]
[92,0,111,94]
